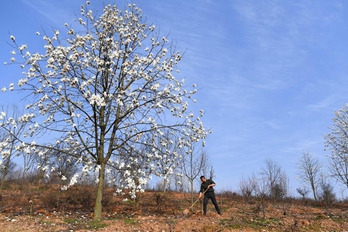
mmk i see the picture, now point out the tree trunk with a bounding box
[0,158,10,192]
[93,162,105,220]
[311,182,317,200]
[163,178,167,193]
[0,170,6,193]
[190,180,194,204]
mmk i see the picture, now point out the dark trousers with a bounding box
[203,191,221,215]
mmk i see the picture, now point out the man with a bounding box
[199,175,222,216]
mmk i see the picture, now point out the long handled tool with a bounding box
[183,188,209,216]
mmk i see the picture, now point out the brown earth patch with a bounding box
[0,184,347,231]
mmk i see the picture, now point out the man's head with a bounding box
[200,175,206,182]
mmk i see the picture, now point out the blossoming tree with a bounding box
[1,2,209,219]
[325,104,348,190]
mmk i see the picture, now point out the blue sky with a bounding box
[1,0,348,196]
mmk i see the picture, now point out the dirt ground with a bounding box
[0,184,347,231]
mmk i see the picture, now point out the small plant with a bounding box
[44,189,63,209]
[64,218,79,224]
[330,215,344,223]
[41,219,55,226]
[247,217,280,229]
[86,220,107,230]
[123,217,138,225]
[28,199,33,219]
[314,214,327,220]
[65,187,94,210]
[155,193,166,210]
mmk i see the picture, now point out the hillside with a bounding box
[0,183,347,231]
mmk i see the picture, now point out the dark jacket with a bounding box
[200,179,215,193]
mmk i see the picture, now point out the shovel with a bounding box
[183,188,209,216]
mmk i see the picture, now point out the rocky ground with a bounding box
[0,184,347,231]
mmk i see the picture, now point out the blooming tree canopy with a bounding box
[1,2,209,219]
[325,104,348,190]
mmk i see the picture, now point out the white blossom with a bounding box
[1,1,209,208]
[18,44,27,51]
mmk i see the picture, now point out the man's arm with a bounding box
[199,184,204,198]
[199,181,216,198]
[199,192,203,198]
[208,180,216,188]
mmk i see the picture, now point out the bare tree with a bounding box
[296,187,309,199]
[0,160,17,181]
[0,105,27,191]
[261,159,288,200]
[1,2,209,219]
[297,151,322,200]
[318,176,336,208]
[151,131,182,193]
[172,172,185,192]
[21,149,38,180]
[325,104,348,190]
[251,173,268,219]
[182,144,208,203]
[208,166,215,180]
[239,175,256,204]
[49,144,80,184]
